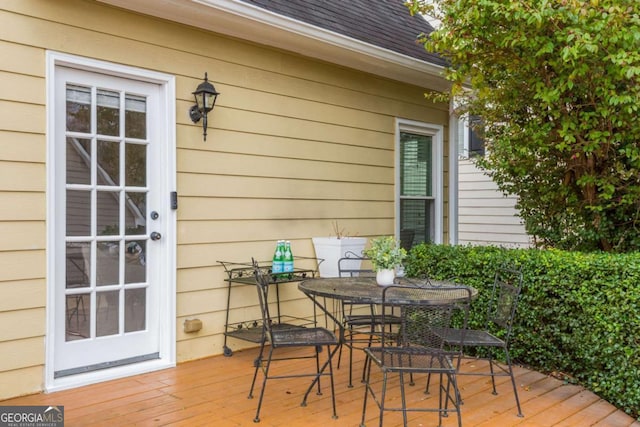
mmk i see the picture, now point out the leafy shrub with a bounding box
[405,244,640,420]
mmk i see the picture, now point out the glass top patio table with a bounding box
[298,276,477,305]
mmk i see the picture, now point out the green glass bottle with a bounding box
[271,240,284,275]
[283,241,294,276]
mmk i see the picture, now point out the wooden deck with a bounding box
[2,346,638,426]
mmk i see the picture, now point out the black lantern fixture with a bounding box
[189,72,220,141]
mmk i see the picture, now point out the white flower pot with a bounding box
[376,269,395,286]
[312,237,367,278]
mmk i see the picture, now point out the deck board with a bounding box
[1,346,638,426]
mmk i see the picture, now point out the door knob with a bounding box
[150,231,162,241]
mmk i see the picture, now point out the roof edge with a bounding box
[97,0,449,91]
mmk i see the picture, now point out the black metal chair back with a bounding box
[253,260,275,344]
[486,267,523,342]
[337,251,374,277]
[361,284,473,427]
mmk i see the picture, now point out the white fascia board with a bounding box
[97,0,449,91]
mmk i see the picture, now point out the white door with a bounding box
[52,65,170,378]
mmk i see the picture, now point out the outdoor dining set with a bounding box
[222,255,524,426]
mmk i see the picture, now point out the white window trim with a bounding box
[449,102,459,245]
[395,118,444,244]
[45,51,177,392]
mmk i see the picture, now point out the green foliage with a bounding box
[405,243,640,419]
[363,236,407,271]
[407,0,640,252]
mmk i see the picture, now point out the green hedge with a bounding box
[404,244,640,420]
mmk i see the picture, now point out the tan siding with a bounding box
[458,159,530,247]
[181,129,392,164]
[0,222,45,251]
[0,308,45,341]
[0,39,44,76]
[0,192,45,220]
[0,161,45,192]
[0,0,450,397]
[0,71,43,105]
[178,150,393,182]
[178,174,395,200]
[0,337,43,371]
[0,251,45,282]
[0,132,45,163]
[0,101,45,134]
[0,366,43,401]
[0,279,45,311]
[178,198,392,221]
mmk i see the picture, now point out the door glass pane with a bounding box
[125,94,146,139]
[400,132,432,197]
[125,288,146,332]
[66,85,91,133]
[97,140,120,186]
[66,242,91,289]
[96,291,119,337]
[66,138,91,185]
[125,143,146,187]
[97,190,120,236]
[125,191,146,235]
[97,89,120,136]
[66,190,91,236]
[125,240,146,283]
[96,242,120,287]
[66,294,90,341]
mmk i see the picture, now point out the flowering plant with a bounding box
[363,236,407,271]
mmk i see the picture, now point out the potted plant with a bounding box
[312,221,367,277]
[363,236,407,286]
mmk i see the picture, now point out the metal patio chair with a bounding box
[360,284,472,427]
[430,266,525,417]
[336,253,402,387]
[248,259,339,423]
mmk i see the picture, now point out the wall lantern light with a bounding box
[189,72,220,141]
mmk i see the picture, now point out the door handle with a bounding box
[150,231,162,241]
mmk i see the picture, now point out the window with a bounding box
[396,120,443,246]
[458,115,485,158]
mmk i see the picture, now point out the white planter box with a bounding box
[312,237,367,278]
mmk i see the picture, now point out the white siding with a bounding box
[458,159,531,247]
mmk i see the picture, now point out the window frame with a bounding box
[395,119,444,245]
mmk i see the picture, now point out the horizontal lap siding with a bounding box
[458,159,531,247]
[0,0,449,394]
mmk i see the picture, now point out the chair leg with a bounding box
[326,344,338,419]
[399,371,408,427]
[248,341,267,399]
[252,347,274,423]
[444,372,463,427]
[301,344,338,420]
[488,353,498,395]
[348,333,355,387]
[504,349,524,417]
[425,372,433,394]
[314,345,323,395]
[359,353,372,427]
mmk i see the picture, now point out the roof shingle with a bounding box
[239,0,445,66]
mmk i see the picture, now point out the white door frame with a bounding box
[45,51,177,392]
